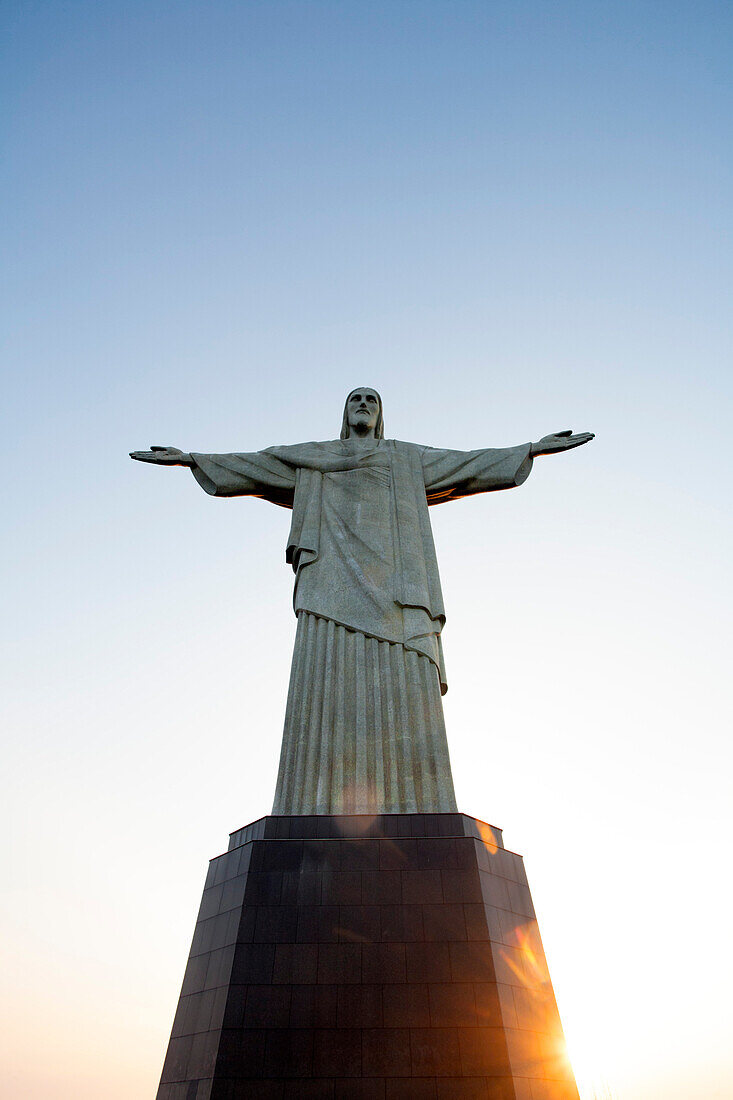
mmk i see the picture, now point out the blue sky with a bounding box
[2,3,732,1098]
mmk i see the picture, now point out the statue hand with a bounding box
[531,430,595,457]
[129,446,194,466]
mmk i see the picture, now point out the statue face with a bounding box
[346,388,380,434]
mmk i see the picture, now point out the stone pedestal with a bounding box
[156,814,579,1100]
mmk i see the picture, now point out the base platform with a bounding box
[156,813,579,1099]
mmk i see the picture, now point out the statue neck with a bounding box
[344,433,379,451]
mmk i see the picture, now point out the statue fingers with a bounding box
[130,449,169,462]
[150,445,183,456]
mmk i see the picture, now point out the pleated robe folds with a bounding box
[190,437,533,814]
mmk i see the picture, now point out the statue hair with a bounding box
[340,388,385,440]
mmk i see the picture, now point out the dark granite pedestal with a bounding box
[156,814,579,1100]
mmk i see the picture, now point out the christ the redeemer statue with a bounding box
[131,389,593,817]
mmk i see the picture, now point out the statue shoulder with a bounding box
[390,439,429,458]
[264,440,337,461]
[390,438,424,451]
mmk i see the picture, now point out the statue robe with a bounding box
[190,438,533,813]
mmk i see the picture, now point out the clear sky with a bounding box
[2,2,732,1098]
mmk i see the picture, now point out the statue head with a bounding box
[340,387,384,440]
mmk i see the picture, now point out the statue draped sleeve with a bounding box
[189,450,297,507]
[421,442,533,504]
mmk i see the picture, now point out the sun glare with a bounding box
[564,1014,617,1100]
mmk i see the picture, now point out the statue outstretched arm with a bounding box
[130,444,297,506]
[421,429,593,504]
